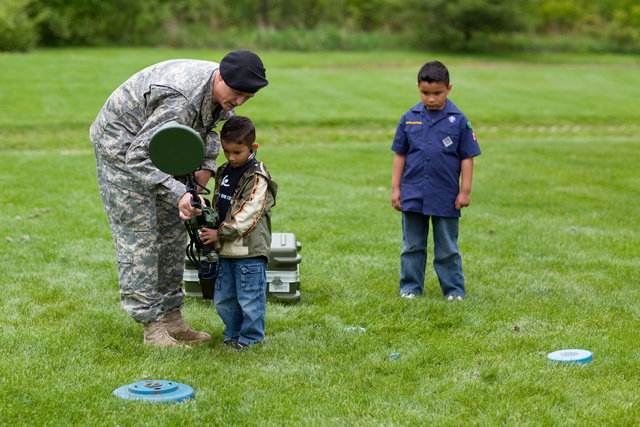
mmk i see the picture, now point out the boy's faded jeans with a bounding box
[399,212,465,298]
[214,257,268,345]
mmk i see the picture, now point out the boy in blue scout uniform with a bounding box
[391,61,481,301]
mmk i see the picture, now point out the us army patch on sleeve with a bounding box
[443,136,453,147]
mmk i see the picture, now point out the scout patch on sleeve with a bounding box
[443,136,453,147]
[467,121,472,129]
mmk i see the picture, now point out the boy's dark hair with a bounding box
[220,115,255,147]
[418,61,450,86]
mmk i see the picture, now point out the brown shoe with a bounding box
[143,321,182,347]
[162,310,212,344]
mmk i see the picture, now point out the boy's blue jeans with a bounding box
[400,212,465,298]
[214,257,267,345]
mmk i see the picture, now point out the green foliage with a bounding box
[607,6,640,50]
[218,26,407,51]
[1,0,639,52]
[405,0,533,51]
[534,0,640,51]
[537,0,586,32]
[27,0,165,46]
[0,0,37,51]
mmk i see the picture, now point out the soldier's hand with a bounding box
[178,193,203,220]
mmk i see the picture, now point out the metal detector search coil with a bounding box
[149,122,204,178]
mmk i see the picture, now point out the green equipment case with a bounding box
[183,232,302,301]
[266,233,302,301]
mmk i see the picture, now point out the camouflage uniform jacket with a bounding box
[90,59,233,205]
[213,161,277,258]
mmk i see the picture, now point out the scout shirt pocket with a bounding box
[437,125,460,154]
[404,121,424,147]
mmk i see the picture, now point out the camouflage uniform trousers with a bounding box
[95,152,186,324]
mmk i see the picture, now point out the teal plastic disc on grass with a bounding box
[547,349,593,365]
[344,327,366,332]
[113,380,195,403]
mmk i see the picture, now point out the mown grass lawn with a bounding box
[0,48,639,426]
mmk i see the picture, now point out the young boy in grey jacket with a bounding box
[200,115,277,350]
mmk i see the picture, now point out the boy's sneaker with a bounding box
[234,341,249,351]
[222,339,237,348]
[447,294,464,302]
[401,292,417,300]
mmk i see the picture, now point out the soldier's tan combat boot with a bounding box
[161,310,212,344]
[143,320,182,347]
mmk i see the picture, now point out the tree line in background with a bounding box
[2,0,639,53]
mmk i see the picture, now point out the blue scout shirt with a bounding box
[391,99,481,217]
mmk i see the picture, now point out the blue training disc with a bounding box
[113,380,195,403]
[547,349,593,364]
[344,327,366,332]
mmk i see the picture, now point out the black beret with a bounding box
[219,50,268,93]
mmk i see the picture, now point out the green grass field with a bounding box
[1,48,639,425]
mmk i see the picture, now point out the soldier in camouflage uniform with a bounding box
[90,50,269,347]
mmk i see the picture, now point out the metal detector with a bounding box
[149,122,218,298]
